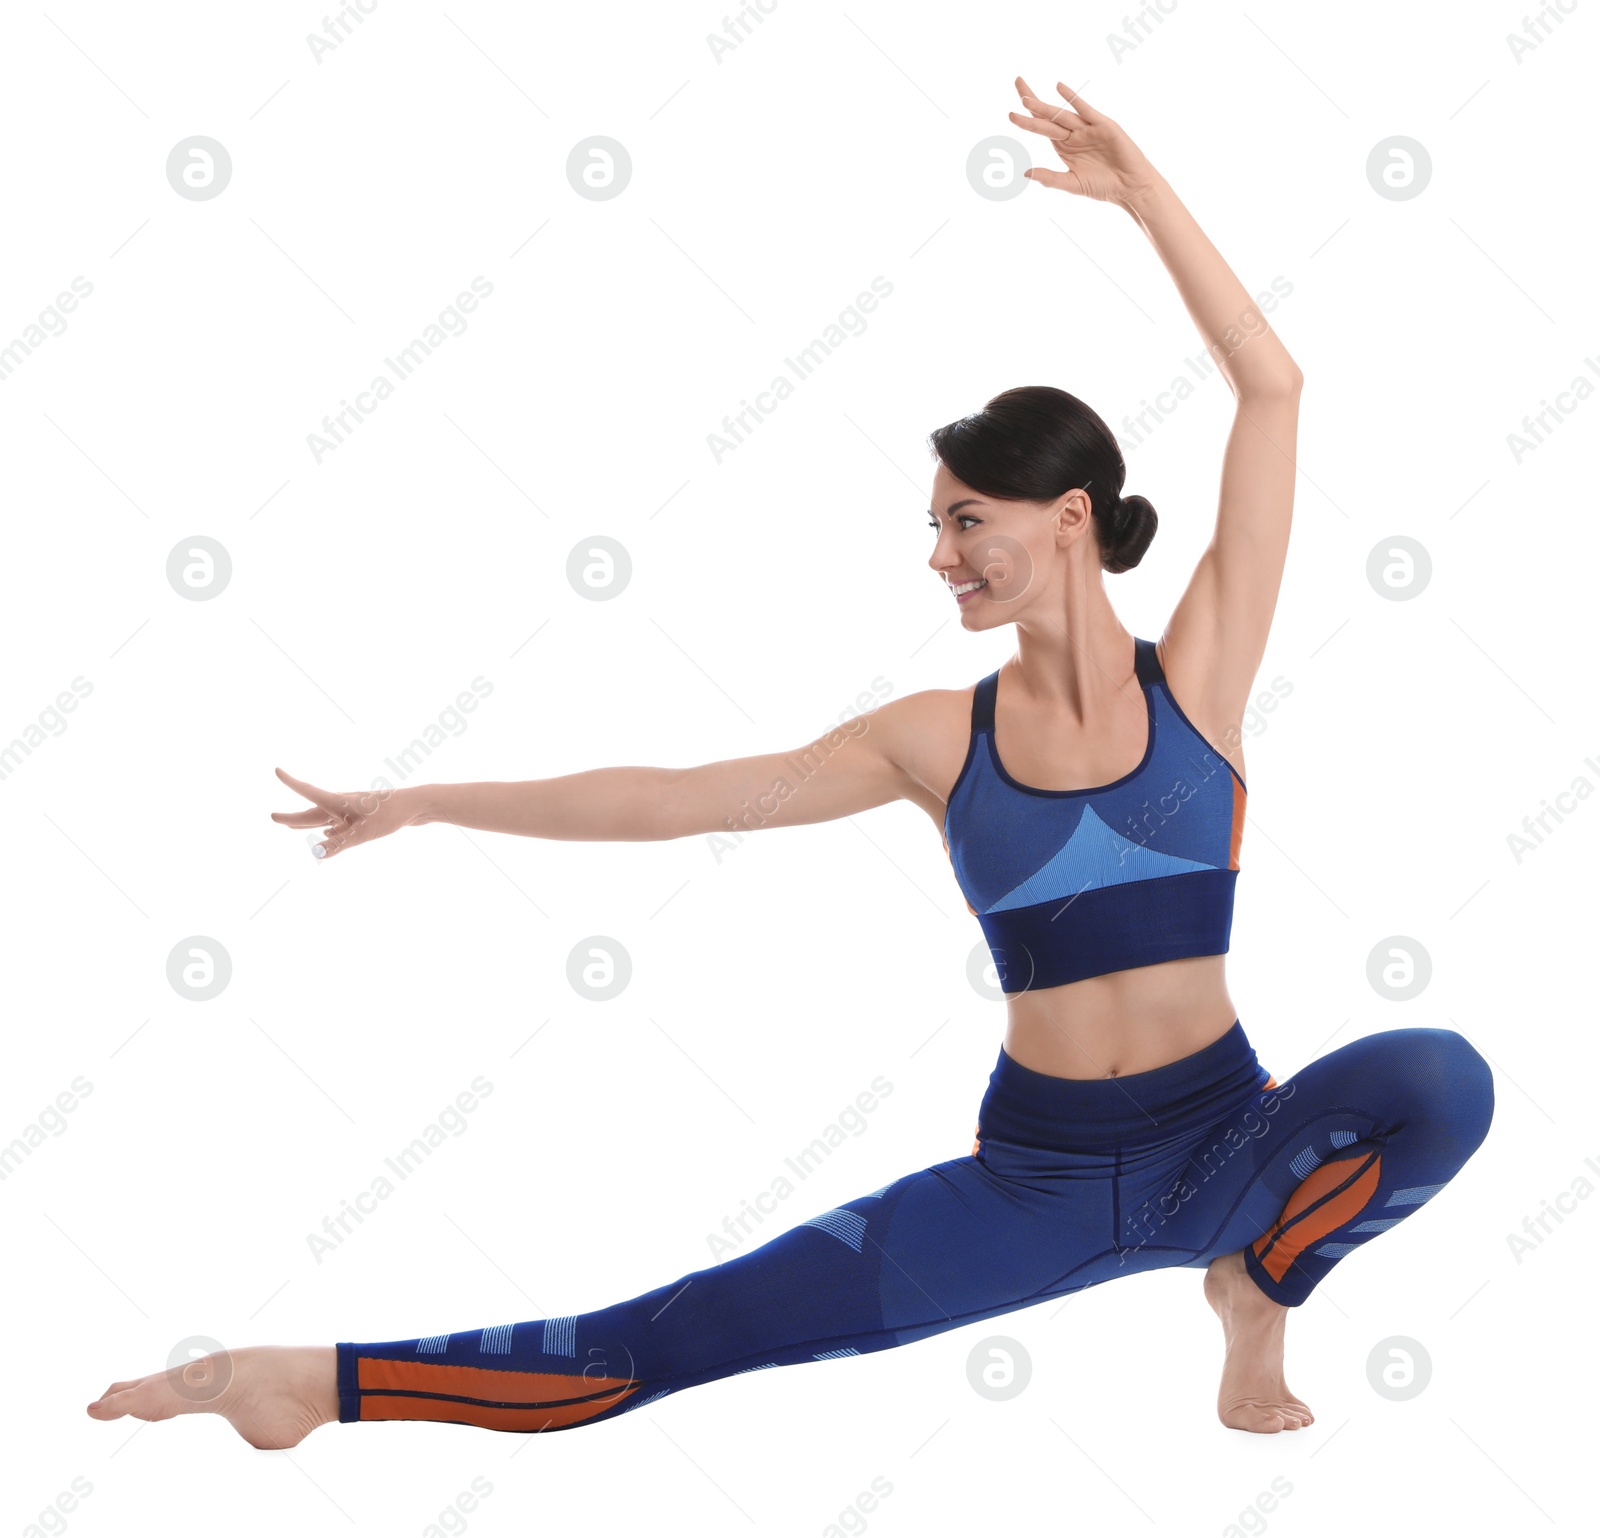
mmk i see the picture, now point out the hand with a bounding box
[1007,76,1160,207]
[271,768,425,860]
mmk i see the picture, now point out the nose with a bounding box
[928,526,962,576]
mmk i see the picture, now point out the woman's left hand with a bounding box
[1007,76,1161,207]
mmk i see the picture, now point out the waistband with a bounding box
[976,1019,1271,1152]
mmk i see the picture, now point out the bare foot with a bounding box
[86,1345,339,1449]
[1203,1251,1315,1434]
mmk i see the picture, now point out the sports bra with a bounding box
[943,638,1246,992]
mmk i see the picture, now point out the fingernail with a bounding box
[312,845,325,860]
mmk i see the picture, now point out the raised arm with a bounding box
[1011,77,1302,764]
[272,691,963,860]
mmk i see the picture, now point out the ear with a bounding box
[1051,489,1095,548]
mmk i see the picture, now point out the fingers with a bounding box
[271,808,334,828]
[1055,79,1103,122]
[274,771,397,858]
[274,768,352,819]
[1011,74,1104,131]
[307,791,393,858]
[273,768,364,851]
[316,815,371,860]
[1008,107,1073,143]
[1024,167,1081,194]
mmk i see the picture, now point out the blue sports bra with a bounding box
[944,638,1246,992]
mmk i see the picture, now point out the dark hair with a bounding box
[928,384,1157,573]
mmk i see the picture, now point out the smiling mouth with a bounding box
[950,577,988,602]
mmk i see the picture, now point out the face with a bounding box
[926,462,1094,628]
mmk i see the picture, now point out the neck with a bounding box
[1009,567,1135,713]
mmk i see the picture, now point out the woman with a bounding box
[87,77,1493,1446]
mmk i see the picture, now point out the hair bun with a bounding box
[1102,492,1158,574]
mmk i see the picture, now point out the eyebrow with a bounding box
[929,498,984,517]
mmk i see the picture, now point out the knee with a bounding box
[1400,1027,1495,1151]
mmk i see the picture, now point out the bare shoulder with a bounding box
[863,684,978,827]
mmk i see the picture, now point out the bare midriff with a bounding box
[1000,953,1239,1079]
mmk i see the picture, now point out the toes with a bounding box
[87,1385,160,1423]
[1219,1396,1318,1434]
[87,1378,149,1418]
[88,1375,188,1425]
[1219,1401,1288,1434]
[87,1376,142,1413]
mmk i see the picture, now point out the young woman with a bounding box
[88,77,1493,1446]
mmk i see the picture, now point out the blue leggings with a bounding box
[336,1022,1494,1432]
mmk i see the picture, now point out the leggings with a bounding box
[336,1021,1494,1433]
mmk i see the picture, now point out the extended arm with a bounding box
[274,692,953,859]
[409,718,910,843]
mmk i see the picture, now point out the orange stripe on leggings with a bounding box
[1251,1152,1382,1284]
[355,1357,640,1429]
[357,1357,637,1403]
[358,1390,638,1431]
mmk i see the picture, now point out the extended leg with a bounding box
[88,1143,1125,1444]
[338,1146,1125,1434]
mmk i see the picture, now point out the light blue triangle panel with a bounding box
[984,805,1216,915]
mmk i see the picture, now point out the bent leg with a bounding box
[339,1143,1125,1433]
[1155,1027,1495,1306]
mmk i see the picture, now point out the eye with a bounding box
[928,515,981,531]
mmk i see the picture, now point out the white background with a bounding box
[2,2,1594,1535]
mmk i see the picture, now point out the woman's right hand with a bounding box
[271,768,427,860]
